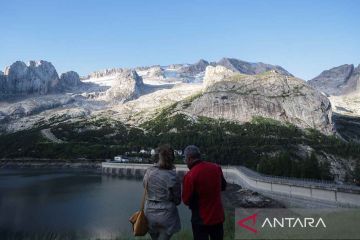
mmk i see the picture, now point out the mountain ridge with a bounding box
[0,60,82,96]
[0,57,355,138]
[308,63,360,96]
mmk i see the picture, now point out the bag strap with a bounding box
[140,177,148,211]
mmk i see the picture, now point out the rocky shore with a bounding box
[222,183,284,209]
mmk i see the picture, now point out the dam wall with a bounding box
[102,162,360,207]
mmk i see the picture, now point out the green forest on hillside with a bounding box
[1,106,360,182]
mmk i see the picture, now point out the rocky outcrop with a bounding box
[59,71,81,89]
[105,69,144,102]
[2,60,59,95]
[308,64,360,96]
[333,113,360,143]
[222,184,283,208]
[217,57,293,76]
[180,66,333,134]
[203,65,237,88]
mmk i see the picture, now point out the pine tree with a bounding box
[319,161,333,180]
[302,152,320,179]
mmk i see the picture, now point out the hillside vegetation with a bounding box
[1,103,360,182]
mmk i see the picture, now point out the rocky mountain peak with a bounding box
[4,61,27,76]
[0,60,83,97]
[59,71,81,89]
[217,57,293,76]
[105,69,144,102]
[2,60,59,95]
[179,59,210,76]
[86,68,124,79]
[308,64,359,96]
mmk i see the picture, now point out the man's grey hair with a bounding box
[184,145,201,160]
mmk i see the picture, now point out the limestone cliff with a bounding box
[2,60,59,95]
[178,66,333,134]
[0,60,83,96]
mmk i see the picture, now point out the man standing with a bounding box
[182,145,227,240]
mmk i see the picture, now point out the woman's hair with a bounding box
[157,144,175,170]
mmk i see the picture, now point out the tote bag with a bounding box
[129,182,149,236]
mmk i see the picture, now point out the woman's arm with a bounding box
[143,168,149,188]
[171,175,182,205]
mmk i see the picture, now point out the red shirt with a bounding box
[182,161,227,225]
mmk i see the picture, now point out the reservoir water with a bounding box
[0,169,191,239]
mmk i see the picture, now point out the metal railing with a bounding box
[102,161,360,192]
[236,166,360,191]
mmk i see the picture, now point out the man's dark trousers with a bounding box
[192,223,224,240]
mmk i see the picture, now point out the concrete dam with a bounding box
[102,162,360,208]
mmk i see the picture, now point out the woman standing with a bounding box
[143,145,181,240]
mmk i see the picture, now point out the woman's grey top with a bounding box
[143,164,181,208]
[143,164,181,235]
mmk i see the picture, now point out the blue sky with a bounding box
[0,0,359,79]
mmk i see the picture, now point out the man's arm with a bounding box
[182,173,194,206]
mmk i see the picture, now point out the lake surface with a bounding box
[0,169,191,239]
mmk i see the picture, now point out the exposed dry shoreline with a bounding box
[222,183,283,209]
